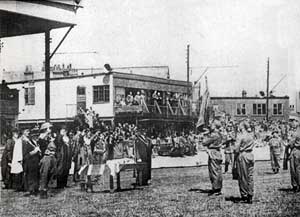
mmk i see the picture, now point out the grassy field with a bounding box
[1,161,300,217]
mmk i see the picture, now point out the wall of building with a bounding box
[8,73,114,124]
[211,97,289,120]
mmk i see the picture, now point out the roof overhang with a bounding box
[0,0,79,38]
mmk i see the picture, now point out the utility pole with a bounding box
[45,29,51,122]
[186,44,190,115]
[266,57,270,121]
[187,44,190,96]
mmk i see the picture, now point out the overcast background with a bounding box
[1,0,300,103]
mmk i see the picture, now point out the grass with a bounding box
[1,161,299,217]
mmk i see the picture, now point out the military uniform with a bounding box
[203,130,223,194]
[268,135,283,173]
[39,142,57,199]
[235,131,254,203]
[224,131,235,173]
[287,129,300,191]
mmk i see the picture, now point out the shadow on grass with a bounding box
[87,187,144,194]
[225,196,243,203]
[278,188,295,192]
[264,171,277,175]
[188,188,213,193]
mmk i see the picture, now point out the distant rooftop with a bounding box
[1,65,170,83]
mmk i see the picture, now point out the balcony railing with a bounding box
[114,99,197,118]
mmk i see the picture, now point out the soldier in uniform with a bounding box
[285,124,300,192]
[234,122,255,204]
[202,121,223,196]
[268,129,284,174]
[223,126,235,173]
[39,141,57,199]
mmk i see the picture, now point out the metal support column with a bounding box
[45,30,51,122]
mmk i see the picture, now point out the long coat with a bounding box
[55,135,72,188]
[1,138,15,188]
[22,136,40,192]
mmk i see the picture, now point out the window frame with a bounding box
[236,103,246,115]
[24,87,35,105]
[273,103,283,115]
[93,85,110,104]
[253,103,266,115]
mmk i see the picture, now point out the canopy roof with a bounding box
[0,0,79,38]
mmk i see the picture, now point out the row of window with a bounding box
[24,85,110,105]
[236,103,283,116]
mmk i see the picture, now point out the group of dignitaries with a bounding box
[1,122,143,199]
[201,118,299,204]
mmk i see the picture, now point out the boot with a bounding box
[86,176,93,193]
[80,182,86,191]
[246,196,253,204]
[40,190,48,199]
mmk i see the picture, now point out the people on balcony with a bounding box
[134,91,142,105]
[126,92,134,105]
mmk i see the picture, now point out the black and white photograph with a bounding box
[0,0,300,216]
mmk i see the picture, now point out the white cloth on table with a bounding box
[78,164,106,176]
[106,158,135,177]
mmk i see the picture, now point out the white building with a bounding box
[5,66,193,129]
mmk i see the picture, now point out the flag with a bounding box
[197,78,210,128]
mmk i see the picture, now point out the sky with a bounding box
[1,0,300,101]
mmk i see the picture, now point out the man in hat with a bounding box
[202,120,223,196]
[223,125,235,173]
[39,141,57,199]
[38,122,53,157]
[268,129,284,174]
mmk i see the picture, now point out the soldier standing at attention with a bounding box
[223,125,235,174]
[234,122,255,204]
[268,129,284,174]
[202,121,223,196]
[285,123,300,192]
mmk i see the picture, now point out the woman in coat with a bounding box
[55,127,72,189]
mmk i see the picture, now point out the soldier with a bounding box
[37,122,53,157]
[202,121,223,196]
[268,129,284,174]
[39,142,57,199]
[223,126,235,173]
[234,122,255,204]
[285,124,300,192]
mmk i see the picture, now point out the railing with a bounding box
[114,99,196,118]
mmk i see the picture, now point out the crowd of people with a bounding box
[115,89,189,108]
[0,121,151,198]
[199,117,297,204]
[2,114,300,205]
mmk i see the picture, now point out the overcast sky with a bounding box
[1,0,300,100]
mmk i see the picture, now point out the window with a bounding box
[93,85,110,103]
[253,103,266,115]
[273,103,283,115]
[24,87,35,105]
[237,103,246,115]
[77,86,86,95]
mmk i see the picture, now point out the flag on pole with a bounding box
[196,77,210,128]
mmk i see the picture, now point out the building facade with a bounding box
[211,96,289,121]
[5,66,195,131]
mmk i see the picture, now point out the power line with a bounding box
[270,74,287,92]
[54,51,99,55]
